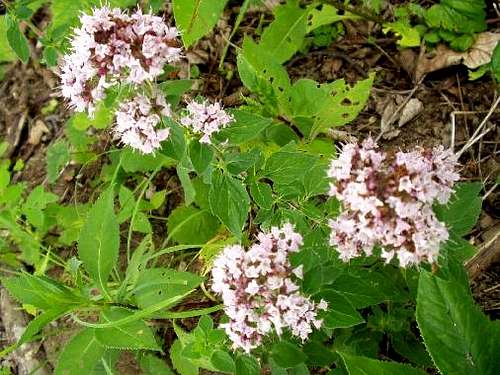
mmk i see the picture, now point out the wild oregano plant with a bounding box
[0,1,499,374]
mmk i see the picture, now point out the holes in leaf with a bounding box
[315,4,323,10]
[341,98,352,106]
[269,76,274,84]
[277,86,284,92]
[342,113,350,119]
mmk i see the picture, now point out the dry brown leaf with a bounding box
[415,32,500,81]
[28,120,49,145]
[398,98,423,127]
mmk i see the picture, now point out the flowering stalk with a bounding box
[180,100,234,144]
[327,138,460,267]
[211,224,327,352]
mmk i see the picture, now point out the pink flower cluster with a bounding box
[180,100,233,144]
[211,224,327,352]
[328,138,460,267]
[114,92,171,154]
[60,6,182,115]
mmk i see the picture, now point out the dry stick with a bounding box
[456,95,500,158]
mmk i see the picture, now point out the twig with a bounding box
[456,94,500,158]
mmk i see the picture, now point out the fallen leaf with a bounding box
[398,98,423,127]
[28,120,49,145]
[415,32,500,81]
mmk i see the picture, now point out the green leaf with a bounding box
[226,149,261,175]
[19,307,70,345]
[120,147,172,172]
[78,188,119,299]
[47,140,70,184]
[302,341,336,367]
[249,181,273,210]
[424,0,486,35]
[435,182,482,236]
[173,0,228,47]
[140,354,174,375]
[43,46,59,66]
[271,341,307,368]
[258,0,308,64]
[330,272,386,308]
[161,118,186,161]
[158,80,194,107]
[132,268,203,309]
[209,170,250,239]
[216,110,273,144]
[235,355,260,375]
[416,271,498,375]
[6,20,30,63]
[55,328,105,375]
[339,352,426,375]
[211,350,236,373]
[3,273,82,310]
[491,42,500,81]
[167,205,219,245]
[177,162,196,205]
[0,17,16,62]
[383,21,421,47]
[171,339,199,375]
[264,147,317,186]
[189,140,213,174]
[320,290,365,329]
[282,75,374,137]
[306,4,347,33]
[94,308,161,351]
[237,37,290,114]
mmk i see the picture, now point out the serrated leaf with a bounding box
[424,0,486,35]
[177,162,196,205]
[78,188,119,299]
[250,181,273,209]
[0,17,16,62]
[319,290,365,329]
[258,0,308,64]
[173,0,228,47]
[209,170,250,239]
[216,110,273,145]
[237,37,290,114]
[94,308,160,351]
[306,3,347,33]
[171,339,199,375]
[282,75,374,137]
[211,350,236,373]
[47,140,70,184]
[7,21,30,63]
[435,182,482,236]
[491,42,500,81]
[3,273,82,310]
[132,268,203,309]
[264,147,317,185]
[55,328,105,375]
[19,307,70,345]
[416,271,498,375]
[235,355,260,375]
[339,352,426,375]
[271,341,307,368]
[140,353,174,375]
[167,205,219,245]
[189,139,213,174]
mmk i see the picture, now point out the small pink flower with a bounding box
[211,224,325,352]
[180,100,233,144]
[327,138,459,267]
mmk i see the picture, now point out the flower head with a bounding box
[60,6,182,115]
[180,100,233,144]
[328,138,459,267]
[211,224,327,352]
[114,92,171,154]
